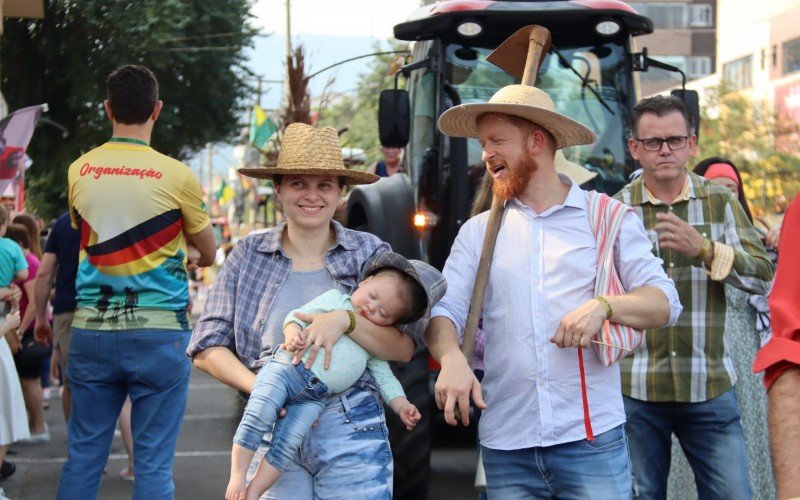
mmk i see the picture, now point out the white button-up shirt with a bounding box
[432,177,681,450]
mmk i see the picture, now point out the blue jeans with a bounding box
[57,327,191,500]
[623,389,751,499]
[247,386,393,499]
[234,348,332,471]
[481,424,631,499]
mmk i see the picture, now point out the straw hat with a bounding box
[555,150,597,186]
[437,85,597,149]
[238,123,380,184]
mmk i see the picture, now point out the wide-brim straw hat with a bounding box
[437,85,597,149]
[238,123,380,184]
[555,150,596,186]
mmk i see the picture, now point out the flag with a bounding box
[216,179,235,206]
[249,105,277,149]
[0,104,46,210]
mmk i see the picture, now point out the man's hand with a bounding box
[34,321,53,346]
[653,212,704,258]
[435,351,486,426]
[551,299,607,349]
[186,243,202,271]
[291,310,349,370]
[765,224,781,249]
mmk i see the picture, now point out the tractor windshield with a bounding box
[444,39,634,194]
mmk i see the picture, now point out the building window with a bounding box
[723,55,753,90]
[688,56,712,78]
[783,37,800,75]
[629,3,688,29]
[689,4,713,27]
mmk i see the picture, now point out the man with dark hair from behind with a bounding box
[56,65,216,499]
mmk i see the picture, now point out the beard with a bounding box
[491,152,538,200]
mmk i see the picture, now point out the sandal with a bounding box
[119,467,135,482]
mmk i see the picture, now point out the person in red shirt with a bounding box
[753,194,800,499]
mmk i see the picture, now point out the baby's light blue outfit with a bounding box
[233,289,405,472]
[0,237,27,287]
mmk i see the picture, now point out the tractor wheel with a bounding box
[386,349,431,499]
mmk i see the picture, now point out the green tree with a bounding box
[316,41,409,167]
[1,0,257,219]
[697,84,800,215]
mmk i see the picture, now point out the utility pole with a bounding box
[284,0,292,114]
[206,142,214,214]
[285,0,292,58]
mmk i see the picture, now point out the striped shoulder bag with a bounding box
[578,191,644,440]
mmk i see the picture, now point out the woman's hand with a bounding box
[291,310,349,370]
[1,284,21,307]
[2,310,21,332]
[2,310,22,353]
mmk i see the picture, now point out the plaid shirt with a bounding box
[614,170,774,402]
[187,220,417,391]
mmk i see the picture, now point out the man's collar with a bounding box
[639,169,709,205]
[508,174,582,212]
[256,219,360,254]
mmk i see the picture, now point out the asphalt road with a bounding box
[1,367,480,500]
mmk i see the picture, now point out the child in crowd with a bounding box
[226,254,438,500]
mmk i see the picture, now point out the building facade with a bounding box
[629,0,717,96]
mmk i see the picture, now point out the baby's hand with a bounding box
[398,402,421,431]
[225,473,247,500]
[287,331,307,352]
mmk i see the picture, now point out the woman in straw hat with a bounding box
[188,123,432,498]
[426,83,681,497]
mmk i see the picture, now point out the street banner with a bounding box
[249,105,277,149]
[0,104,47,210]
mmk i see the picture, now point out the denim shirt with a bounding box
[187,220,393,392]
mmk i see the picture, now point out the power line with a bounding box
[158,32,270,43]
[153,46,241,52]
[307,50,409,80]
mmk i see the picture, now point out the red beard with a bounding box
[491,152,538,200]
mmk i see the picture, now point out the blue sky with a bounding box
[189,0,421,174]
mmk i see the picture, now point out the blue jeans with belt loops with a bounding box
[481,424,632,499]
[234,348,332,472]
[248,385,393,499]
[57,327,191,500]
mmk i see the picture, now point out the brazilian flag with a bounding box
[216,179,235,205]
[250,105,278,149]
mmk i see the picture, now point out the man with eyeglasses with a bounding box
[614,95,773,499]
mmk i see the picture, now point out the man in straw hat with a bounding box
[615,95,773,499]
[424,44,682,495]
[189,122,446,498]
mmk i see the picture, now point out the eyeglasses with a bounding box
[635,136,689,151]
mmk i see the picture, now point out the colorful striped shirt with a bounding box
[614,170,774,402]
[68,140,210,331]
